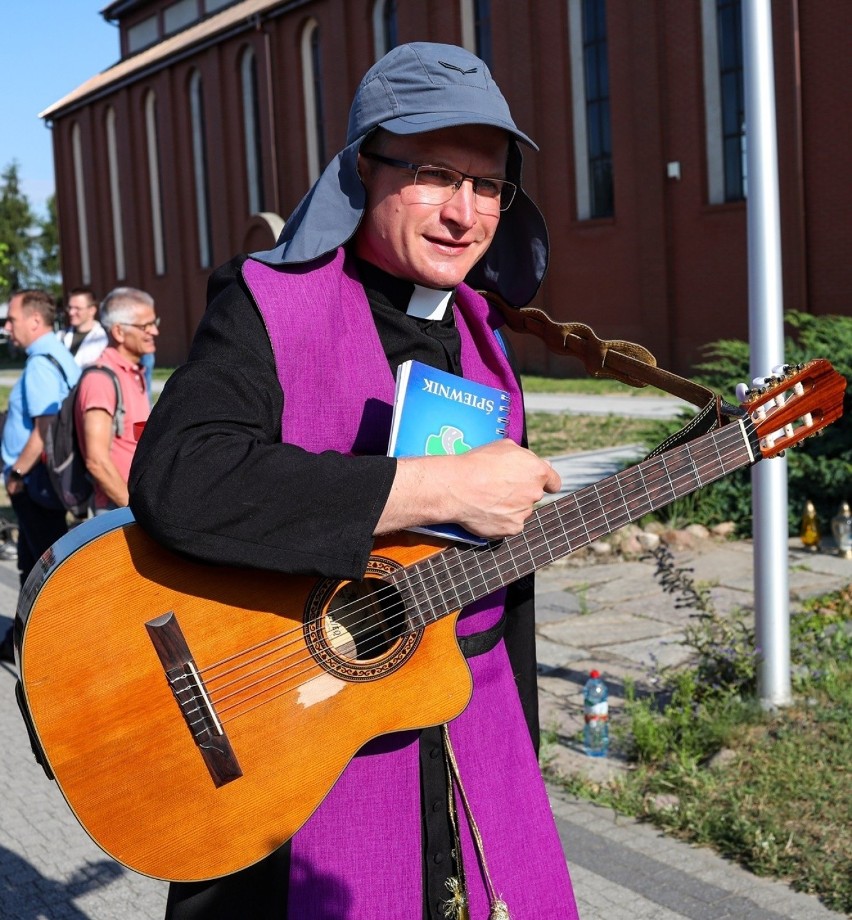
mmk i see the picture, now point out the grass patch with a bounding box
[525,412,656,456]
[552,552,852,914]
[521,375,670,397]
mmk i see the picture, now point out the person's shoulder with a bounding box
[207,254,250,305]
[26,335,80,383]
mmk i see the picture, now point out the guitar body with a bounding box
[17,510,471,881]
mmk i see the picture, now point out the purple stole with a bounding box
[243,249,577,920]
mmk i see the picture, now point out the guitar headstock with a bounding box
[738,359,846,459]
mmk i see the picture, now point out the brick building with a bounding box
[42,0,851,372]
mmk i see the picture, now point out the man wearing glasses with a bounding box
[130,43,577,920]
[76,287,157,513]
[59,286,108,367]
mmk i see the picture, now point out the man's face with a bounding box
[4,295,42,349]
[355,125,510,289]
[114,303,159,360]
[66,293,98,332]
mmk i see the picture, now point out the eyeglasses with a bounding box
[361,152,517,214]
[121,317,161,333]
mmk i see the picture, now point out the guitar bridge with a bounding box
[146,611,242,787]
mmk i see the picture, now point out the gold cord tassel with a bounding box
[442,726,512,920]
[488,900,510,920]
[442,876,470,920]
[442,730,470,920]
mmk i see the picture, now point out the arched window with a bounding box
[241,47,265,214]
[372,0,398,60]
[70,123,91,284]
[189,70,212,267]
[301,19,326,184]
[105,107,126,281]
[144,90,166,275]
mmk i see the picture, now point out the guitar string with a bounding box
[203,424,750,714]
[197,423,754,722]
[203,424,752,720]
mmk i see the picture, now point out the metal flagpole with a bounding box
[742,0,791,706]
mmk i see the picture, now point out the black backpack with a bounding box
[41,356,125,516]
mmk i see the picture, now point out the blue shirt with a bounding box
[1,333,81,469]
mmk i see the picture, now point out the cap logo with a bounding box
[439,60,478,75]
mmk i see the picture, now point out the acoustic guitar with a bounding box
[14,360,845,882]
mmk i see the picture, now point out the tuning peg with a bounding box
[771,364,789,376]
[735,382,751,402]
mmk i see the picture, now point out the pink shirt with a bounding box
[74,346,151,510]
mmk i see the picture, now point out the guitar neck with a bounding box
[395,416,761,623]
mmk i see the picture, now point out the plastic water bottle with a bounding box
[583,670,609,757]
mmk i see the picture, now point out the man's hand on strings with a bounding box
[377,440,561,539]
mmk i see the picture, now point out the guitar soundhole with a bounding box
[304,556,422,682]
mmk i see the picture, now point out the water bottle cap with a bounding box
[589,669,601,678]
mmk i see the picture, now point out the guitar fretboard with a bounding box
[395,417,758,627]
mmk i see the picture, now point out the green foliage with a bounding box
[0,162,60,300]
[640,312,852,536]
[650,543,759,696]
[0,161,37,299]
[34,194,61,298]
[622,673,754,766]
[558,578,852,913]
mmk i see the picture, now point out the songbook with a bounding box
[387,359,510,543]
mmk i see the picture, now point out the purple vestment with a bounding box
[242,249,578,920]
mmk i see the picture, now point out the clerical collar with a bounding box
[356,258,455,320]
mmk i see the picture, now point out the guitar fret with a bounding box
[404,564,433,627]
[687,445,703,489]
[441,547,474,609]
[550,502,573,556]
[534,514,557,565]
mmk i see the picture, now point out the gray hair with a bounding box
[100,287,155,332]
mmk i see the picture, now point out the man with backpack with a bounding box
[1,289,80,662]
[75,287,158,513]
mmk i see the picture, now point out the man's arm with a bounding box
[5,418,50,495]
[377,440,560,538]
[81,408,129,506]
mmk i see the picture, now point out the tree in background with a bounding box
[35,194,62,299]
[0,162,60,301]
[0,161,37,299]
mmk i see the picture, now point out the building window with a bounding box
[189,71,212,268]
[128,15,159,53]
[144,91,166,275]
[105,107,126,281]
[301,20,326,184]
[702,0,746,203]
[473,0,492,66]
[718,0,746,200]
[164,0,199,35]
[372,0,398,60]
[70,123,91,284]
[568,0,614,219]
[204,0,232,11]
[241,48,265,214]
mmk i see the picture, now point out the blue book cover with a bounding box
[387,360,511,544]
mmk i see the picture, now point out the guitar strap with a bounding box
[482,293,742,454]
